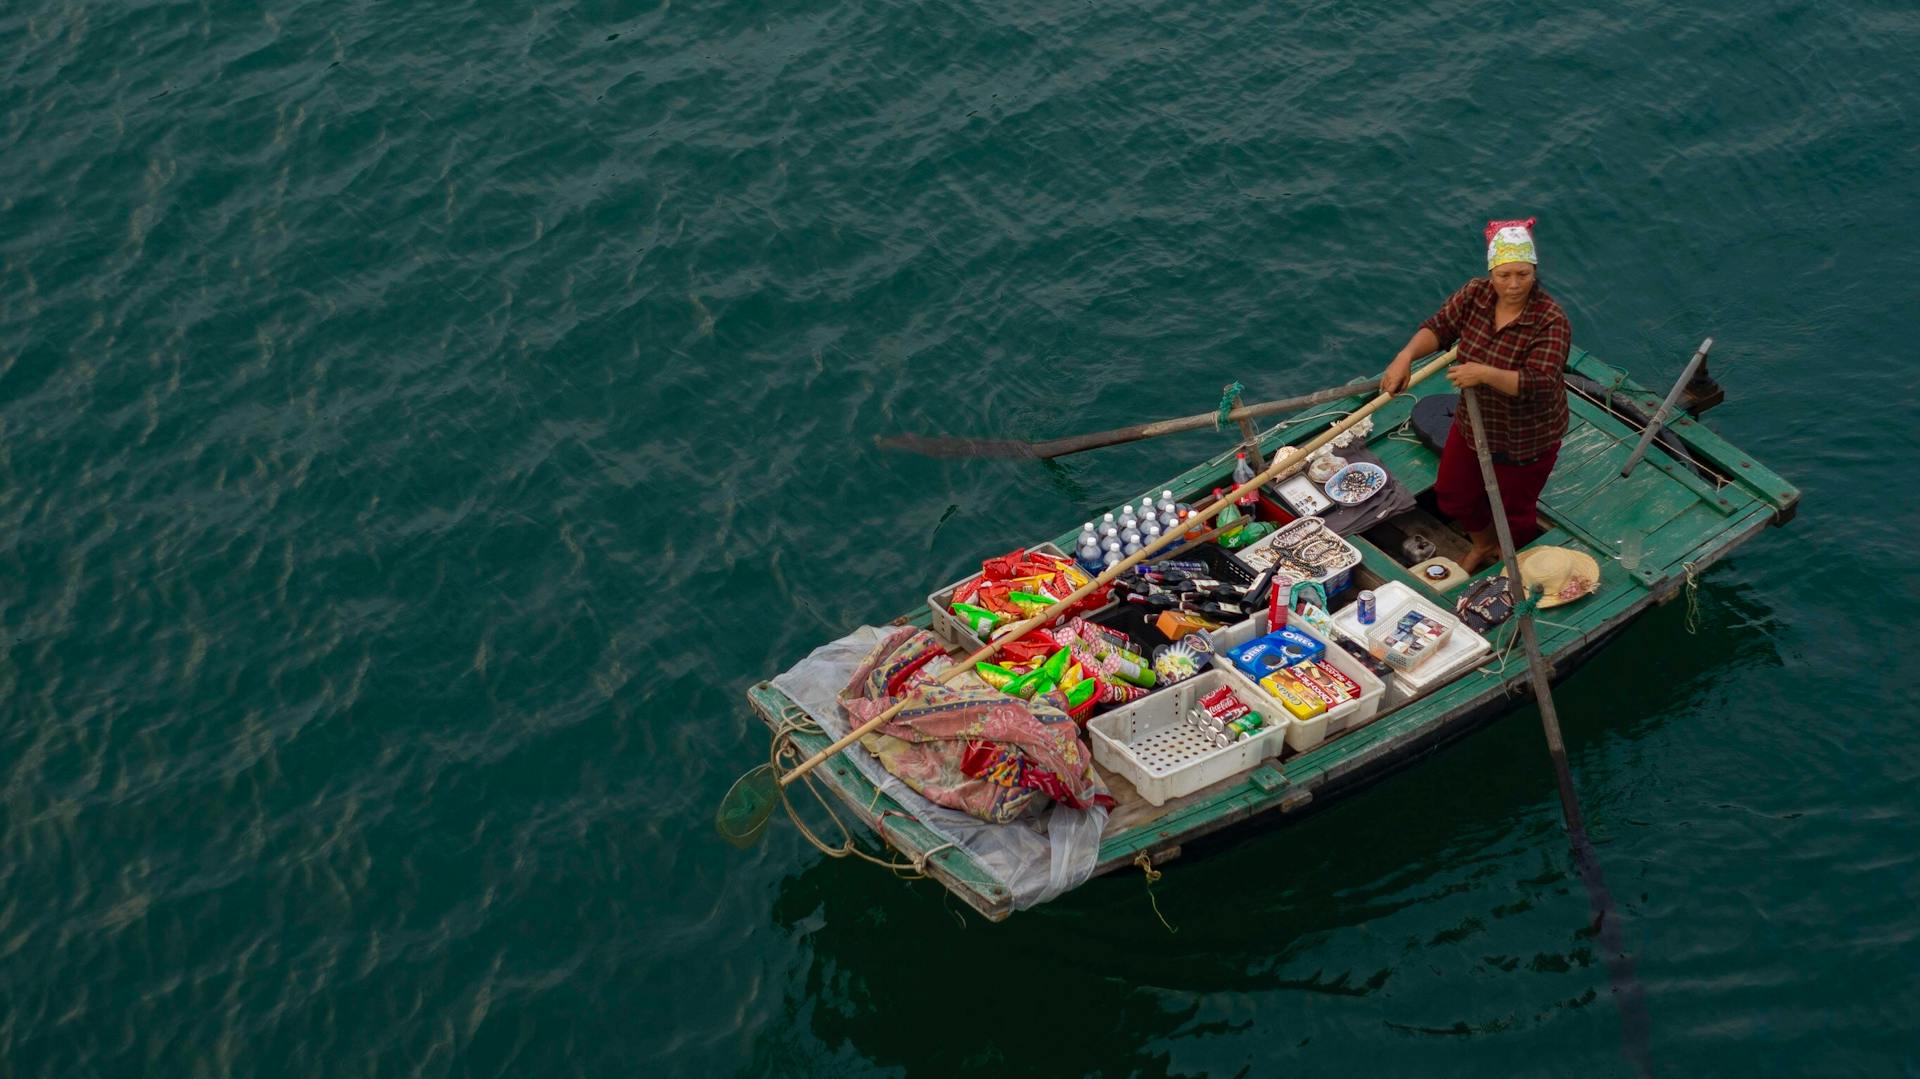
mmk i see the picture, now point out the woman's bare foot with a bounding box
[1460,528,1501,573]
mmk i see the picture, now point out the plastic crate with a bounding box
[1087,542,1258,653]
[1331,581,1490,706]
[1086,667,1286,807]
[1231,516,1362,598]
[1210,612,1387,753]
[926,543,1115,652]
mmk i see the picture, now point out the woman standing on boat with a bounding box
[1380,218,1571,572]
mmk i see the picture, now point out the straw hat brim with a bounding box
[1500,546,1602,609]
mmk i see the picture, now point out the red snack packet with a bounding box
[980,548,1030,581]
[997,636,1059,667]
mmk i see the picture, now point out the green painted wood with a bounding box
[1563,393,1741,514]
[1567,347,1801,516]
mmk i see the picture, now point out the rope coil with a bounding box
[766,714,933,879]
[1215,381,1245,430]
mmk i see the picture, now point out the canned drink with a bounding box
[1202,694,1246,717]
[1198,685,1236,709]
[1198,687,1244,714]
[1210,702,1253,724]
[1357,589,1377,625]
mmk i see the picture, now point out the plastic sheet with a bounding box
[771,626,1107,910]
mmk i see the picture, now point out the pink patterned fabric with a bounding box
[840,627,1113,823]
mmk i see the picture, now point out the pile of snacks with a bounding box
[973,617,1158,724]
[948,547,1111,639]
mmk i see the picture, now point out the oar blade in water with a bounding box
[715,763,781,848]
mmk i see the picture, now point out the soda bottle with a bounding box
[1232,452,1258,506]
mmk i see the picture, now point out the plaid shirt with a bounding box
[1420,278,1572,463]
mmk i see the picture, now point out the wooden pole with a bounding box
[1620,337,1713,478]
[774,350,1457,788]
[1230,389,1268,471]
[1458,387,1583,832]
[1460,386,1652,1075]
[874,377,1380,460]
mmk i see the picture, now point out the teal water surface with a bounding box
[3,0,1918,1074]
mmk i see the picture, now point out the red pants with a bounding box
[1433,424,1559,545]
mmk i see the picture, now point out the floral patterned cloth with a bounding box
[839,626,1114,824]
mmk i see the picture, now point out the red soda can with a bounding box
[1202,692,1244,716]
[1198,685,1236,709]
[1209,702,1252,723]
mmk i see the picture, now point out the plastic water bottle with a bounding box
[1078,520,1100,549]
[1232,452,1258,506]
[1121,526,1142,547]
[1076,532,1103,571]
[1102,536,1123,554]
[1139,497,1157,523]
[1157,489,1177,517]
[1100,512,1120,539]
[1119,504,1138,530]
[1143,520,1163,542]
[1122,540,1141,557]
[1101,548,1123,568]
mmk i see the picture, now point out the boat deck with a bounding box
[745,348,1799,921]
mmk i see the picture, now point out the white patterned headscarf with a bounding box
[1485,217,1538,270]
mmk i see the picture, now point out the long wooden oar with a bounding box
[716,351,1453,845]
[1460,387,1652,1076]
[875,377,1381,460]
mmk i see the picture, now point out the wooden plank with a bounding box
[1568,349,1800,517]
[1564,394,1741,514]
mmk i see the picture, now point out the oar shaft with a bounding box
[1458,387,1583,833]
[779,350,1456,788]
[1028,377,1380,459]
[1462,386,1651,1072]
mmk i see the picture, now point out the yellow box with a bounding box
[1260,671,1326,719]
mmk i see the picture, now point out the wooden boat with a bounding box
[743,347,1799,921]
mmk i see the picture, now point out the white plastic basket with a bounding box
[1331,581,1490,705]
[1210,611,1387,753]
[926,542,1104,651]
[1086,667,1287,807]
[1231,516,1363,597]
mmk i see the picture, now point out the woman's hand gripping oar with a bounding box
[716,349,1456,846]
[1458,386,1652,1077]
